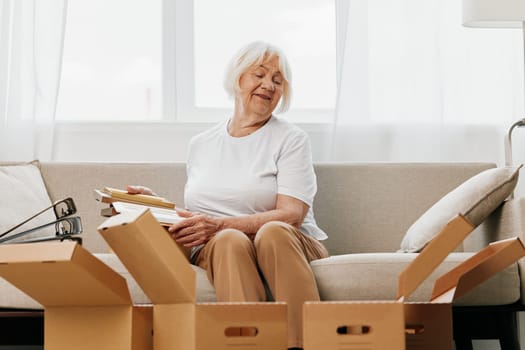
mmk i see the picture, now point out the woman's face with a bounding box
[236,55,284,118]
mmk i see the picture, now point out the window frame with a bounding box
[54,0,338,124]
[169,0,336,124]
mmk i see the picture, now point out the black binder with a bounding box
[0,197,82,244]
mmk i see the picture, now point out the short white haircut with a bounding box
[223,41,292,114]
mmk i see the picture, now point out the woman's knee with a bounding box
[254,221,295,249]
[212,229,253,253]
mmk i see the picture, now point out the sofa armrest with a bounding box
[463,198,523,253]
[513,198,525,303]
[466,198,525,303]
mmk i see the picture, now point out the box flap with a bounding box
[0,241,131,306]
[430,237,525,303]
[98,209,196,304]
[397,214,474,300]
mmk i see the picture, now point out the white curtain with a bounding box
[332,0,524,165]
[0,0,67,161]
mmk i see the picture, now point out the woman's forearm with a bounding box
[218,194,309,235]
[218,209,302,235]
[170,194,308,247]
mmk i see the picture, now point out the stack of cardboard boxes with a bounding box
[0,241,152,350]
[0,209,523,350]
[98,210,287,350]
[303,214,525,350]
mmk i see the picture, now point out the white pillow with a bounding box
[399,165,521,253]
[0,162,56,242]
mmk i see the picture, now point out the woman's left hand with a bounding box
[168,209,223,247]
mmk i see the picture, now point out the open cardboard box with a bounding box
[404,237,525,350]
[303,214,476,350]
[0,241,152,350]
[98,209,287,350]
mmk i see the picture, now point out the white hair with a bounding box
[223,41,292,114]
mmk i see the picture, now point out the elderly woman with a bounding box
[129,41,328,350]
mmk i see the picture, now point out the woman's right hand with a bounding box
[168,210,223,247]
[126,185,158,196]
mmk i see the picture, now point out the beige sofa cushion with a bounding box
[3,251,517,309]
[0,253,217,309]
[95,254,217,304]
[0,162,56,242]
[311,253,520,305]
[399,166,521,253]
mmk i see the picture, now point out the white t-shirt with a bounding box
[184,116,327,240]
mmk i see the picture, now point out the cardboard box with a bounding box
[0,241,153,350]
[98,209,288,350]
[404,237,525,350]
[303,214,475,350]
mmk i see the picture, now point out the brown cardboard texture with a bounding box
[0,241,152,350]
[303,214,475,350]
[404,237,525,350]
[98,209,288,350]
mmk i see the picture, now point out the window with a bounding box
[56,0,162,121]
[56,0,336,122]
[190,0,336,120]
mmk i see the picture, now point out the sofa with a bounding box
[0,161,523,348]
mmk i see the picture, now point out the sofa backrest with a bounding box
[40,162,187,253]
[313,163,496,255]
[38,162,497,254]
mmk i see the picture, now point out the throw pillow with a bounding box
[0,162,56,242]
[399,165,521,253]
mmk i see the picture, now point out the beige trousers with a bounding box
[194,221,329,348]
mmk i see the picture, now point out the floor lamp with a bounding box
[506,118,525,167]
[462,0,525,168]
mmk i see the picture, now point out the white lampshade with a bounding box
[463,0,525,28]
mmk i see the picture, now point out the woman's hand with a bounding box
[126,185,158,196]
[168,209,223,247]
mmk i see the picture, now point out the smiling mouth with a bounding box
[254,94,271,101]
